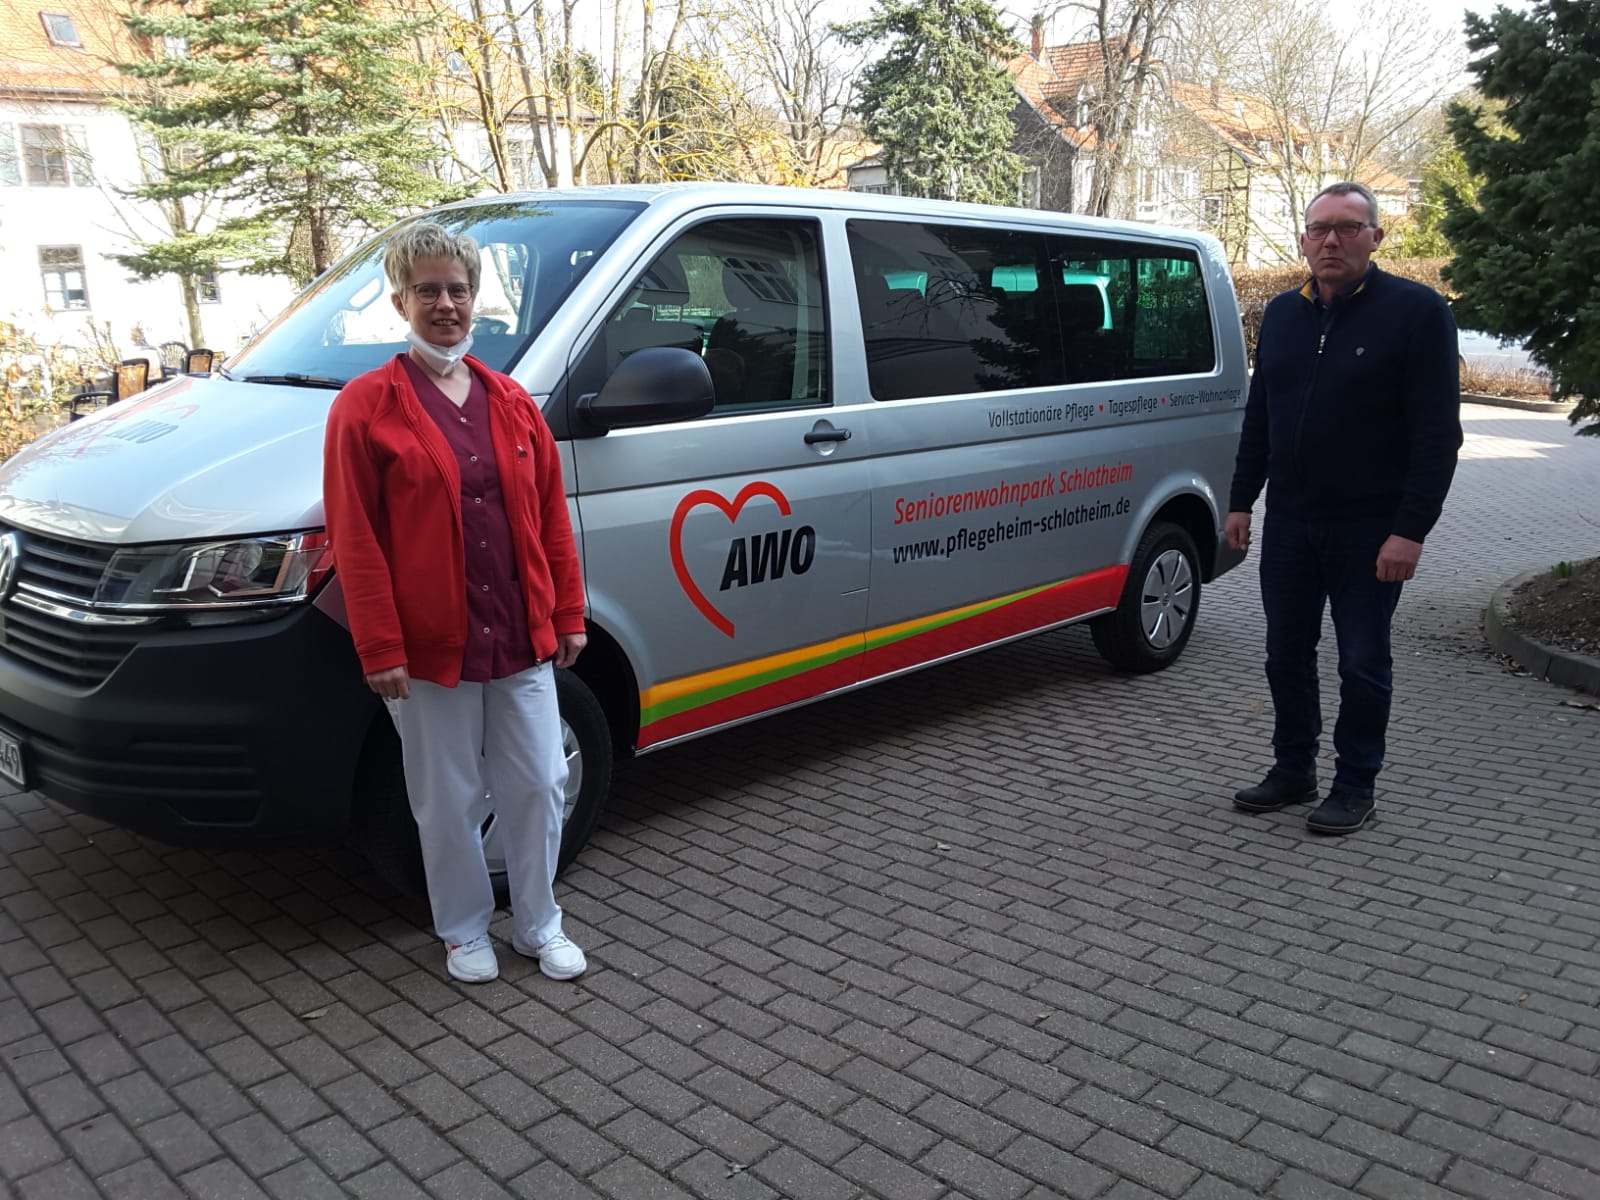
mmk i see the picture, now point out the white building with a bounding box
[0,0,293,376]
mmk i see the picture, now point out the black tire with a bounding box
[551,669,611,871]
[353,669,613,902]
[1090,520,1201,673]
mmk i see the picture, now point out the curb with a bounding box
[1462,391,1575,415]
[1485,570,1600,697]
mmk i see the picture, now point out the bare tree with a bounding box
[1038,0,1189,217]
[400,0,859,191]
[708,0,863,186]
[1227,0,1461,233]
[404,0,595,192]
[1086,0,1184,217]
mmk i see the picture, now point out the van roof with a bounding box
[426,182,1220,252]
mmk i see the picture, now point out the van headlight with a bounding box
[97,531,333,618]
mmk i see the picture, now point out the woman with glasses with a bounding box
[322,222,588,984]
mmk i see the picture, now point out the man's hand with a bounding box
[365,665,410,701]
[553,632,587,669]
[1225,511,1253,553]
[1376,535,1423,582]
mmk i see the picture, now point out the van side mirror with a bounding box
[575,346,715,435]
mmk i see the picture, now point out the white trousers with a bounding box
[386,663,566,948]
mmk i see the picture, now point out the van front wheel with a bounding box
[354,668,613,902]
[1090,521,1200,673]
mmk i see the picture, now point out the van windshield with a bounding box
[225,199,642,386]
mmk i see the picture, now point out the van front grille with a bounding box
[15,530,111,604]
[0,524,143,687]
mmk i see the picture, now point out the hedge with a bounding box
[1232,257,1450,361]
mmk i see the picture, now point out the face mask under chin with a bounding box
[406,329,475,375]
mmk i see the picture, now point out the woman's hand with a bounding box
[553,633,587,669]
[365,665,411,701]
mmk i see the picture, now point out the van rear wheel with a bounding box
[353,669,613,903]
[1090,521,1200,673]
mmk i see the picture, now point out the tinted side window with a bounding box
[1053,239,1215,380]
[583,218,827,416]
[847,220,1062,401]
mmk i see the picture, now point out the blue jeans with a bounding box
[1260,513,1403,796]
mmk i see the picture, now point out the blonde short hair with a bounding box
[384,221,480,295]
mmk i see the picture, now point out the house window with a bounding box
[1020,167,1041,209]
[506,139,532,190]
[40,11,80,47]
[1203,195,1222,225]
[18,124,92,187]
[163,35,187,57]
[40,245,89,310]
[198,270,221,304]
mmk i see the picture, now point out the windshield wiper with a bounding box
[239,373,346,390]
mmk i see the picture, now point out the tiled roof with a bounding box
[0,0,140,98]
[1006,42,1101,151]
[812,135,879,188]
[1166,79,1304,166]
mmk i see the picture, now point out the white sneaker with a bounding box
[445,935,499,983]
[515,931,587,980]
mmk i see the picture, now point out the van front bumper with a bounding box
[0,604,377,850]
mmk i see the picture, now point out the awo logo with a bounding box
[670,482,815,637]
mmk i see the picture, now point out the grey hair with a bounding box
[1307,181,1379,226]
[384,221,480,295]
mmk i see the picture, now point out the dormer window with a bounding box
[40,11,80,47]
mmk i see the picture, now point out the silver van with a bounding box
[0,184,1246,893]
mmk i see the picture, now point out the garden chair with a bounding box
[115,359,150,400]
[158,341,189,377]
[69,389,114,421]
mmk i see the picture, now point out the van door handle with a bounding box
[803,427,851,444]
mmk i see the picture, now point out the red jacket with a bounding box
[323,355,585,686]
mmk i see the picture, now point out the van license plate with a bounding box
[0,730,25,790]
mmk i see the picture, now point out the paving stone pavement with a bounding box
[3,403,1600,1200]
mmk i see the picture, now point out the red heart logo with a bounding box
[670,481,792,637]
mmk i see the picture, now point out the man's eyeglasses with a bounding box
[1303,221,1373,240]
[409,282,473,303]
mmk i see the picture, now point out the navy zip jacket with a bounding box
[1228,265,1462,543]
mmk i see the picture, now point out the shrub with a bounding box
[1459,360,1553,400]
[1,318,81,464]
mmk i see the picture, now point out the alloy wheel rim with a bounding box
[1139,548,1194,649]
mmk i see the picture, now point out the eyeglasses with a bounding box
[1303,221,1373,240]
[409,282,472,303]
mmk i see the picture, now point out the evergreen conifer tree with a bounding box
[1389,140,1478,260]
[836,0,1024,206]
[1443,0,1599,432]
[119,0,466,287]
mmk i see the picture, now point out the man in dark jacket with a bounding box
[1226,181,1462,834]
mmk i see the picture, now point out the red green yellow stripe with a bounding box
[636,565,1127,749]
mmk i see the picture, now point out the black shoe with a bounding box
[1306,789,1376,835]
[1233,770,1319,813]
